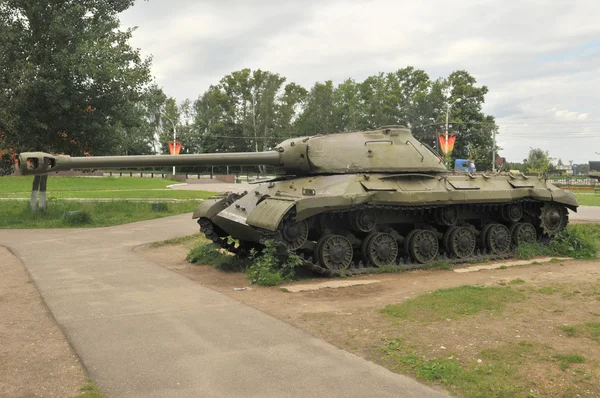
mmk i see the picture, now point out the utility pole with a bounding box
[161,113,178,176]
[492,128,496,172]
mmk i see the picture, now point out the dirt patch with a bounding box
[0,247,88,398]
[138,244,600,397]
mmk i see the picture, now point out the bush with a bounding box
[63,210,92,225]
[186,243,246,272]
[246,241,302,286]
[151,202,169,212]
[549,225,598,259]
[515,243,549,260]
[515,224,599,260]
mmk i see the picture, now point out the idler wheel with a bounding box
[485,224,511,255]
[449,227,476,259]
[502,203,523,222]
[364,232,398,267]
[279,219,309,250]
[408,229,439,264]
[539,203,568,236]
[316,235,353,271]
[350,209,377,232]
[512,223,537,246]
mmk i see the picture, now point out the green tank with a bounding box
[19,126,577,275]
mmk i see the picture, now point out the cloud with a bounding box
[120,0,600,164]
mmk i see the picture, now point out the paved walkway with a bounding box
[570,206,600,222]
[0,214,446,397]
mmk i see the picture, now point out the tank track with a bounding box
[199,200,568,277]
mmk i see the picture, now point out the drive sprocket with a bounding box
[538,203,568,236]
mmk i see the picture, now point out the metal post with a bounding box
[30,175,40,211]
[492,129,496,172]
[38,175,48,211]
[172,123,177,176]
[445,97,462,169]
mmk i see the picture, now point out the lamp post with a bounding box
[162,113,177,176]
[444,97,462,168]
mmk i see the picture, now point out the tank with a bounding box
[19,126,578,275]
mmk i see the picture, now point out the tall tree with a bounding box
[436,71,498,171]
[525,148,554,173]
[295,81,336,135]
[0,0,152,155]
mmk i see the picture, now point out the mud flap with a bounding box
[246,198,296,231]
[192,197,228,219]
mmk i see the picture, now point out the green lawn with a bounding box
[0,200,199,228]
[0,176,215,199]
[1,176,182,192]
[0,176,216,228]
[573,192,600,206]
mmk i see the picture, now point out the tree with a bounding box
[525,148,554,173]
[0,0,152,155]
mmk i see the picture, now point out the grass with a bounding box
[0,200,198,228]
[152,233,205,248]
[558,322,600,344]
[554,354,586,370]
[74,380,104,398]
[186,241,303,286]
[382,339,543,397]
[382,285,525,322]
[573,192,600,207]
[0,176,179,192]
[509,278,526,284]
[559,325,578,337]
[186,243,248,272]
[0,176,215,199]
[514,223,600,261]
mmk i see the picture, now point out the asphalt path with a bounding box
[0,214,446,398]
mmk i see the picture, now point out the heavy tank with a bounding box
[19,126,577,275]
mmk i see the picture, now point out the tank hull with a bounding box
[195,172,576,273]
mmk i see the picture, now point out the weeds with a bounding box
[0,200,198,228]
[246,241,302,286]
[186,243,247,272]
[75,380,104,398]
[514,224,599,261]
[509,278,526,285]
[554,354,585,371]
[558,325,578,337]
[186,240,303,286]
[383,285,525,322]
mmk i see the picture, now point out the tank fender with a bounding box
[551,189,578,211]
[192,196,229,219]
[246,198,296,231]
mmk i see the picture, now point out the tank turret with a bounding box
[18,126,446,176]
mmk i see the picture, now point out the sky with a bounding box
[120,0,600,165]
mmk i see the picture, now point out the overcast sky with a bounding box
[120,0,600,165]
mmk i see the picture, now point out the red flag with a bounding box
[168,141,182,155]
[438,134,456,154]
[447,134,456,153]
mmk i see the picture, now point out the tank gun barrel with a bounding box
[18,151,282,176]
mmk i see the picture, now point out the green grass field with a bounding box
[0,176,216,228]
[0,176,215,199]
[0,200,199,228]
[573,192,600,206]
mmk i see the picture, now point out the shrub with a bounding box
[186,243,246,272]
[63,210,92,225]
[246,241,302,286]
[549,225,598,259]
